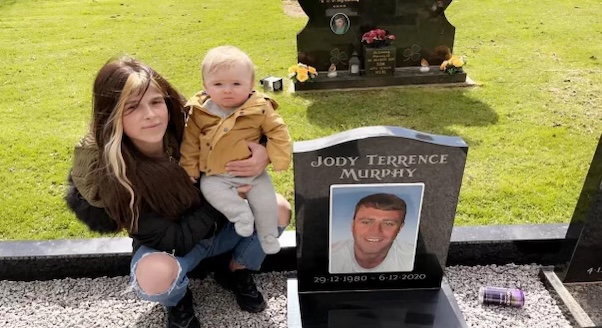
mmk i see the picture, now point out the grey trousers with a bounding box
[200,171,280,254]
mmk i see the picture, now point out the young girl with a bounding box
[65,57,291,327]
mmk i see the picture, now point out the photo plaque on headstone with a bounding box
[288,126,469,327]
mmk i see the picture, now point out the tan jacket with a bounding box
[180,91,292,177]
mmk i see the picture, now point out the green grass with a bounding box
[0,0,600,240]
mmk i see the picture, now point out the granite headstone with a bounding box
[542,135,602,327]
[293,126,468,292]
[289,126,468,327]
[294,0,467,90]
[558,135,602,283]
[297,0,456,71]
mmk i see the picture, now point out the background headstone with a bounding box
[541,135,602,327]
[558,135,602,283]
[293,126,468,292]
[297,0,456,71]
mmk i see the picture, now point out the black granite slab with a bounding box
[295,0,466,90]
[287,278,467,328]
[294,126,467,292]
[297,0,456,71]
[541,268,600,328]
[0,232,296,281]
[557,135,602,283]
[294,66,467,91]
[0,224,574,281]
[566,283,602,326]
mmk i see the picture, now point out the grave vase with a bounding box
[363,45,396,77]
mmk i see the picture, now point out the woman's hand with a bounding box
[225,141,269,177]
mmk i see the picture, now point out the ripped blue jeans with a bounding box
[129,222,284,306]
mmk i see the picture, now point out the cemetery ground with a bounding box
[1,0,600,240]
[0,0,601,240]
[0,1,600,327]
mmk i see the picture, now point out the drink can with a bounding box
[478,286,525,307]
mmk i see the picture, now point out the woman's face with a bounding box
[122,84,168,155]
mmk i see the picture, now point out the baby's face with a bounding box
[204,63,253,110]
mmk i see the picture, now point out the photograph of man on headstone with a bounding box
[330,13,350,35]
[329,183,423,274]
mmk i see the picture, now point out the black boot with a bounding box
[166,288,200,328]
[215,268,267,313]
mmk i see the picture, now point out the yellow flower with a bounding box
[439,60,449,71]
[289,63,317,82]
[297,66,309,75]
[450,56,464,67]
[297,71,309,82]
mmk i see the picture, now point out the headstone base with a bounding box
[540,268,601,328]
[287,278,468,328]
[294,66,468,91]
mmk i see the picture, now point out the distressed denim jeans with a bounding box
[129,222,284,306]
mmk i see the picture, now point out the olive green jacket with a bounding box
[70,134,105,208]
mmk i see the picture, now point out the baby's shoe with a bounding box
[233,214,254,237]
[260,234,280,254]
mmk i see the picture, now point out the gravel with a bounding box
[446,264,573,328]
[0,264,575,327]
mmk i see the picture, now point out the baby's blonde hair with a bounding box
[201,45,255,84]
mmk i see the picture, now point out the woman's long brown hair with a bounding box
[91,57,200,233]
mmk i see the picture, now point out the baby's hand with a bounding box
[189,176,198,183]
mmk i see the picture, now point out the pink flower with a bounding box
[361,28,396,47]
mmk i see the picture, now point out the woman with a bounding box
[65,57,291,328]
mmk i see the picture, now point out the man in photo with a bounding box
[330,193,415,273]
[331,14,349,35]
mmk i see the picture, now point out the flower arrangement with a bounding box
[361,29,396,48]
[288,63,318,82]
[439,55,466,75]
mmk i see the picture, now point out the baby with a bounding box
[180,45,291,254]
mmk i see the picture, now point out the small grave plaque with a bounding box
[364,46,396,76]
[289,126,468,328]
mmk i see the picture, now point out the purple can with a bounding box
[478,286,525,307]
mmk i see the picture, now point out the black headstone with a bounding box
[293,126,468,292]
[290,126,468,327]
[294,0,467,90]
[297,0,456,71]
[558,135,602,283]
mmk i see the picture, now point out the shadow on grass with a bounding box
[296,87,497,143]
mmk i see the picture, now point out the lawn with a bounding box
[0,0,600,240]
